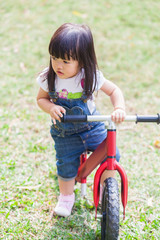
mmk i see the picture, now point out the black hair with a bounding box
[47,23,98,98]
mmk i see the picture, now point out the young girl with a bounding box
[36,23,125,217]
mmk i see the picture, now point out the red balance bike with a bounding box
[62,114,160,240]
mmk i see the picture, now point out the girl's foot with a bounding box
[54,193,75,217]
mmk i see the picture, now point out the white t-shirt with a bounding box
[37,67,106,114]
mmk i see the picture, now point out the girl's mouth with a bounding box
[57,71,64,75]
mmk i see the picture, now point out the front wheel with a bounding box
[101,177,119,240]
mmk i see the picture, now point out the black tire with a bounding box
[101,177,119,240]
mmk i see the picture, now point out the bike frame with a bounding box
[93,120,128,219]
[78,120,128,219]
[62,114,160,219]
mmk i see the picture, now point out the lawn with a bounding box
[0,0,160,239]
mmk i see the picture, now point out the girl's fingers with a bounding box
[55,106,66,118]
[53,118,56,125]
[52,109,65,123]
[55,111,61,121]
[111,110,126,123]
[60,106,66,114]
[50,105,66,124]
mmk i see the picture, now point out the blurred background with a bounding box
[0,0,160,239]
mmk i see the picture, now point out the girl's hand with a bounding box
[49,104,66,125]
[111,108,126,123]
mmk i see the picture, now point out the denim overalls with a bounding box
[49,89,120,181]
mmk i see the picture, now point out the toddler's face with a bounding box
[51,56,80,79]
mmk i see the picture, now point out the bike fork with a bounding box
[93,120,128,219]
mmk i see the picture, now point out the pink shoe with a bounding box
[54,193,75,217]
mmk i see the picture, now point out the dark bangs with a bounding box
[49,28,79,61]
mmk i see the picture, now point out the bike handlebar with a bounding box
[61,114,160,124]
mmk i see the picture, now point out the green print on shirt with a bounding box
[58,89,82,99]
[68,92,82,99]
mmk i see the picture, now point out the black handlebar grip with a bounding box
[61,115,87,123]
[136,113,160,124]
[157,113,160,124]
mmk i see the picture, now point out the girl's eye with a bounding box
[63,60,70,64]
[51,56,56,60]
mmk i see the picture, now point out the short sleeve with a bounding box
[95,70,107,91]
[36,67,49,92]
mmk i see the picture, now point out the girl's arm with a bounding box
[100,80,126,123]
[37,87,66,124]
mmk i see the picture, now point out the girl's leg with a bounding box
[100,170,116,185]
[99,170,116,202]
[58,177,75,195]
[54,178,75,217]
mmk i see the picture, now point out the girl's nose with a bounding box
[57,60,63,69]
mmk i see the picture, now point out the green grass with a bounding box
[0,0,160,239]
